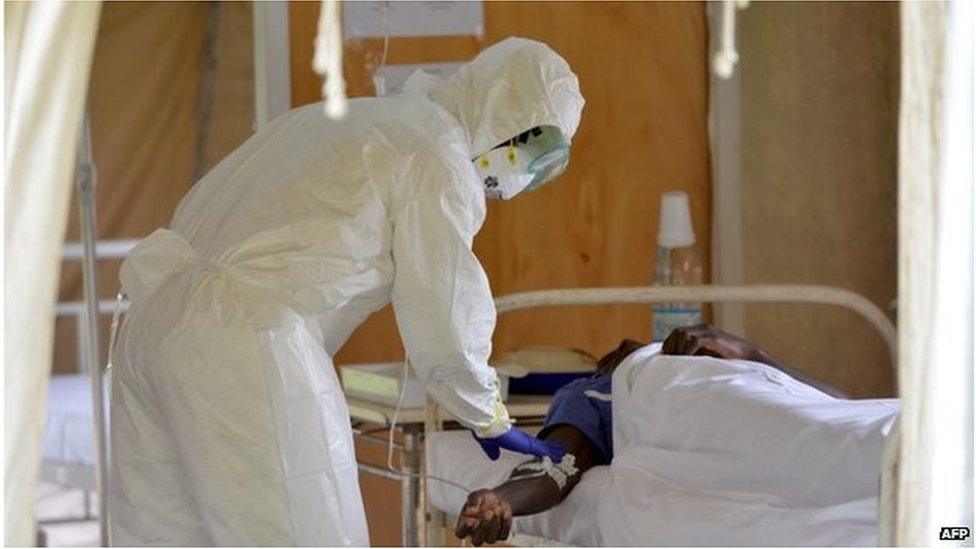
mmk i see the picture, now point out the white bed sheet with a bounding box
[426,347,899,547]
[43,374,96,466]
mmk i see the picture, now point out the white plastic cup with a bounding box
[658,191,696,248]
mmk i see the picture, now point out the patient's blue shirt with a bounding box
[537,373,614,464]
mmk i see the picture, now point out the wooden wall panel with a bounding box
[290,1,712,370]
[738,2,899,397]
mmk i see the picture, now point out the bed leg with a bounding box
[427,508,446,547]
[401,428,422,547]
[423,398,444,547]
[83,489,93,520]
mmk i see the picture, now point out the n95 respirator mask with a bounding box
[474,126,570,200]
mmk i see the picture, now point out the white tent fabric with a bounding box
[4,2,101,545]
[896,0,974,545]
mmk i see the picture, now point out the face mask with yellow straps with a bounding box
[473,126,571,200]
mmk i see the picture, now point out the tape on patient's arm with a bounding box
[510,454,579,490]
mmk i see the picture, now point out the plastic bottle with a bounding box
[652,191,704,341]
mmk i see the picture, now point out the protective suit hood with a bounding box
[405,36,585,157]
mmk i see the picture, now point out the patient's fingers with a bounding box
[471,509,493,546]
[459,516,485,545]
[456,501,483,539]
[455,514,477,539]
[470,526,484,546]
[485,513,503,544]
[498,504,513,541]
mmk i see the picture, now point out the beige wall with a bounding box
[737,2,899,397]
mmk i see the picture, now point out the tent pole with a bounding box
[76,112,109,546]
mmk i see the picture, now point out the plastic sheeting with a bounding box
[4,1,101,544]
[895,1,974,544]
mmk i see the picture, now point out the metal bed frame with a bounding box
[422,284,899,547]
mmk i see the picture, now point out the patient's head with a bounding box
[596,339,646,374]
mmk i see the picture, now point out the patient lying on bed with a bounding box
[455,325,858,546]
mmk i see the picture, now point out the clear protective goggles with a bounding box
[526,140,570,191]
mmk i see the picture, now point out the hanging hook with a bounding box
[713,0,749,80]
[313,0,348,119]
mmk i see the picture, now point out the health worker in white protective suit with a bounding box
[109,37,585,546]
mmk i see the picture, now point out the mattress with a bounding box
[425,430,608,546]
[43,374,98,466]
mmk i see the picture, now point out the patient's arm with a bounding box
[454,425,600,546]
[663,324,848,398]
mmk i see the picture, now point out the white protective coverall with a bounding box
[109,37,584,546]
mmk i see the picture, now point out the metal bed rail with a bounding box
[494,284,896,372]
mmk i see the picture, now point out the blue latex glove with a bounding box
[473,427,566,462]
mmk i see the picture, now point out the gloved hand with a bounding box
[473,426,566,462]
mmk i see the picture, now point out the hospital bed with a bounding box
[420,285,898,547]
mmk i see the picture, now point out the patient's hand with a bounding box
[455,489,513,546]
[455,425,600,545]
[662,324,763,361]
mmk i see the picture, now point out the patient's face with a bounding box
[597,339,646,374]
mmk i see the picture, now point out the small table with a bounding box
[346,394,552,546]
